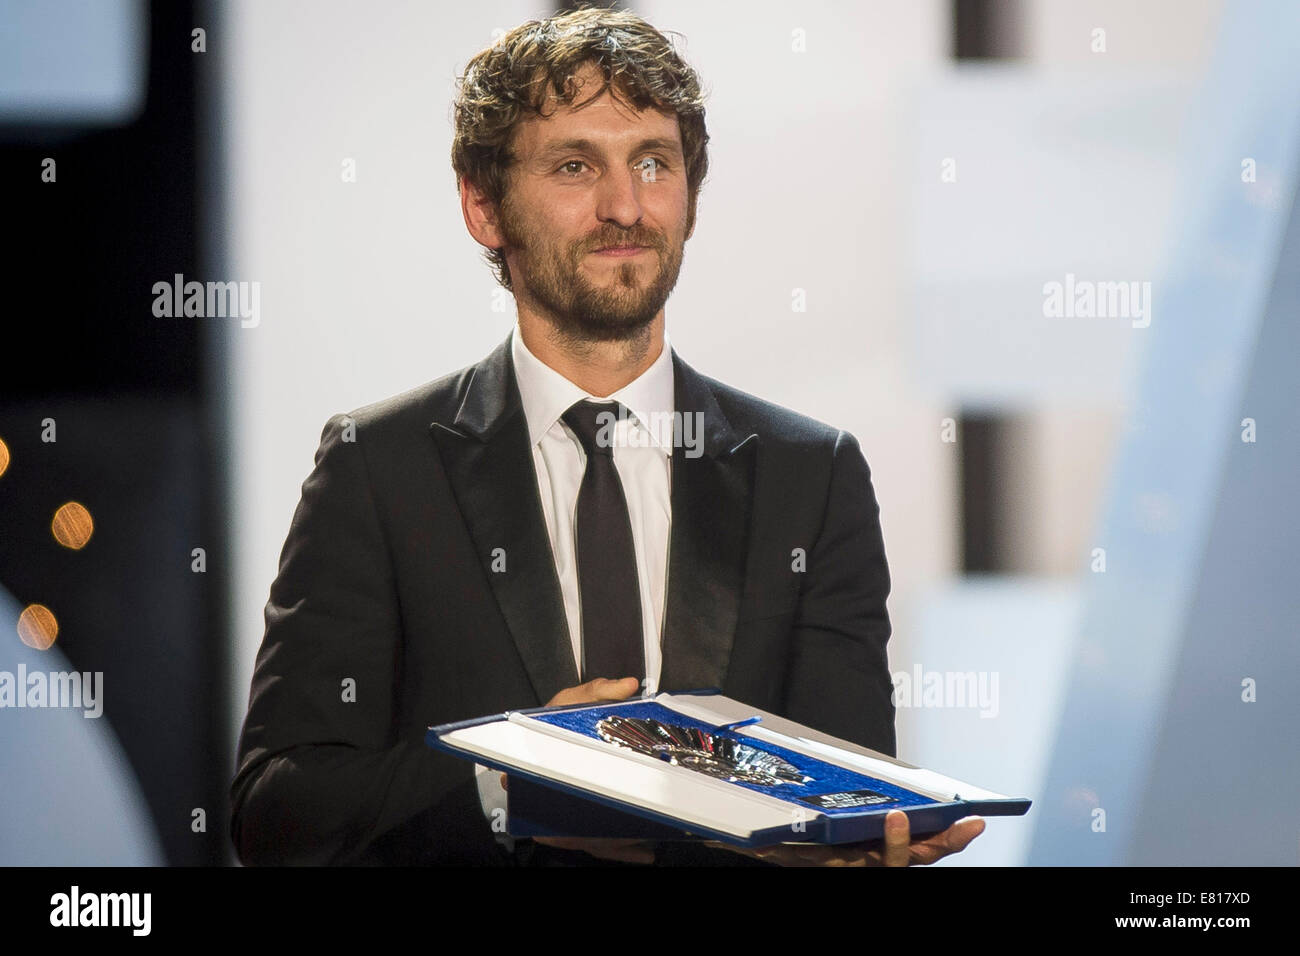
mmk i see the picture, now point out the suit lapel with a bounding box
[428,333,579,705]
[427,332,758,705]
[659,350,758,692]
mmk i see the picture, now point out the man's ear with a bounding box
[460,176,504,250]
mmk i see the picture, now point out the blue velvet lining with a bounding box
[530,701,938,815]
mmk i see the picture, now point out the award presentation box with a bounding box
[427,690,1031,847]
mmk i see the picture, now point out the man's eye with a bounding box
[557,158,669,177]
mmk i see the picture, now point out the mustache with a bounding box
[586,233,662,252]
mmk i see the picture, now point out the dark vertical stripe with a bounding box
[952,1,1023,573]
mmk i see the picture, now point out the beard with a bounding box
[497,194,685,345]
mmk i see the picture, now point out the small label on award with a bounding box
[798,789,897,809]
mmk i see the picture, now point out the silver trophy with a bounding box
[596,715,813,787]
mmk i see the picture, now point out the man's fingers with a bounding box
[719,815,986,868]
[592,839,656,864]
[708,841,860,867]
[907,816,986,866]
[584,676,642,701]
[535,836,655,864]
[547,676,642,707]
[944,816,985,852]
[883,810,911,867]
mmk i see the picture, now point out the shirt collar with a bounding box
[511,323,676,456]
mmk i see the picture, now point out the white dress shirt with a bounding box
[475,323,676,836]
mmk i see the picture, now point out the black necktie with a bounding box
[561,399,645,685]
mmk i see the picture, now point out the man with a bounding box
[231,7,983,867]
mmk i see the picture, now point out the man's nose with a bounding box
[593,166,646,229]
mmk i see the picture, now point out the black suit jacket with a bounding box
[230,332,896,865]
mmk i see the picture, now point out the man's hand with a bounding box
[510,676,656,864]
[708,810,985,867]
[500,676,643,792]
[500,676,641,795]
[524,836,657,864]
[546,676,642,709]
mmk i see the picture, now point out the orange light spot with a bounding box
[0,437,9,478]
[18,604,59,650]
[52,501,94,550]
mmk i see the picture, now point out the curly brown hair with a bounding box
[450,6,710,291]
